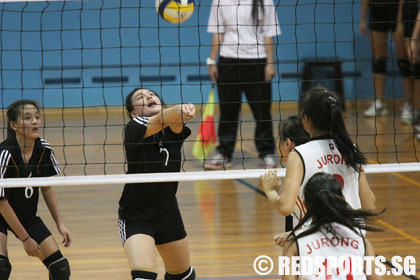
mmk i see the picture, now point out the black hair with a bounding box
[7,100,40,140]
[252,0,264,23]
[300,87,366,172]
[287,172,382,242]
[278,115,309,146]
[125,88,162,118]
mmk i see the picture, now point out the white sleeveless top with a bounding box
[295,223,366,280]
[293,138,361,225]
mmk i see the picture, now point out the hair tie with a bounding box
[316,189,330,195]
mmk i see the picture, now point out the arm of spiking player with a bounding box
[41,187,71,247]
[144,103,195,137]
[260,151,303,216]
[0,199,41,257]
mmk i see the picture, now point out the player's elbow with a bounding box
[274,201,294,217]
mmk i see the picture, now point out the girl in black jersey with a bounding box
[0,100,71,279]
[118,88,196,280]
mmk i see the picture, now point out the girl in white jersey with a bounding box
[283,172,382,280]
[261,87,376,234]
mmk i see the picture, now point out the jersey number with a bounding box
[332,173,345,200]
[160,148,169,166]
[318,258,354,280]
[25,187,34,199]
[25,172,33,199]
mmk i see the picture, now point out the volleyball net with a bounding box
[0,0,419,187]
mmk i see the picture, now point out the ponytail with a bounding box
[286,173,381,242]
[329,101,366,172]
[301,87,366,171]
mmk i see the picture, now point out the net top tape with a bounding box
[0,163,419,188]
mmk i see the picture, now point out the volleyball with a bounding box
[155,0,195,24]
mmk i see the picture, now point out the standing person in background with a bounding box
[205,0,281,170]
[360,0,414,123]
[118,88,196,280]
[0,100,71,280]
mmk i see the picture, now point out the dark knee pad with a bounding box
[372,56,387,74]
[131,270,157,280]
[165,267,195,280]
[0,255,11,280]
[43,251,70,280]
[410,63,420,79]
[398,59,411,77]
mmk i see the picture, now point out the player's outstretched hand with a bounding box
[260,170,280,194]
[273,231,291,247]
[23,237,42,257]
[58,223,72,248]
[180,103,196,122]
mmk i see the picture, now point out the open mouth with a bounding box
[147,102,157,108]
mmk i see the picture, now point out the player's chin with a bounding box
[147,107,162,117]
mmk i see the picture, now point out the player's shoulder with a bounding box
[0,138,15,155]
[130,116,150,126]
[38,138,52,150]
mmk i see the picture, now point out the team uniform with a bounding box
[294,223,366,280]
[0,137,61,243]
[368,0,399,32]
[118,116,191,245]
[293,136,361,225]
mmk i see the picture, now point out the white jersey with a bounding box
[293,138,361,224]
[295,223,366,280]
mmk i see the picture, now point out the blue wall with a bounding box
[0,0,403,108]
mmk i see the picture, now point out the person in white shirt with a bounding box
[282,172,382,280]
[205,0,281,170]
[261,87,376,243]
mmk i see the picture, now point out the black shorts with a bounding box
[403,1,419,37]
[0,216,51,244]
[118,201,186,246]
[369,1,399,32]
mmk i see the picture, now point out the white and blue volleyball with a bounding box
[155,0,195,24]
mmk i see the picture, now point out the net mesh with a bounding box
[0,0,419,186]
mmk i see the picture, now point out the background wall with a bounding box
[0,0,404,107]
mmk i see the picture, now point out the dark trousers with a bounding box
[216,57,275,158]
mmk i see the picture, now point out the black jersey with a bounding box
[119,116,191,220]
[0,137,61,224]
